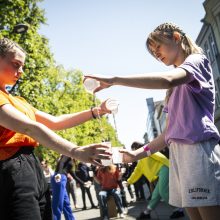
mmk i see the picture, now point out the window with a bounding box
[208,34,218,57]
[204,41,212,62]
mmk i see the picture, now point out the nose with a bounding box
[18,66,23,74]
[15,66,23,78]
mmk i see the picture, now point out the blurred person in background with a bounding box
[95,164,125,220]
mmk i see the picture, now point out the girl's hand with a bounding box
[72,143,112,166]
[83,74,114,93]
[119,149,137,163]
[84,181,92,188]
[122,181,129,187]
[92,99,112,117]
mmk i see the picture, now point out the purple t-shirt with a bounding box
[164,53,220,145]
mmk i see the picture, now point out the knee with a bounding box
[114,190,121,196]
[99,191,107,199]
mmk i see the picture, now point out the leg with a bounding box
[41,185,53,220]
[198,206,220,220]
[86,187,96,207]
[185,207,202,220]
[158,166,169,203]
[33,154,53,220]
[80,184,86,209]
[51,174,66,220]
[120,189,128,208]
[127,184,134,199]
[147,181,161,210]
[99,190,109,218]
[66,180,71,198]
[0,152,46,220]
[139,177,146,200]
[134,181,140,200]
[63,187,75,220]
[110,189,123,214]
[70,180,77,206]
[94,181,102,207]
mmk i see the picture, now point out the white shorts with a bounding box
[169,140,220,207]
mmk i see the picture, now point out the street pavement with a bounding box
[61,184,190,220]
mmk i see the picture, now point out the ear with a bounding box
[173,31,181,44]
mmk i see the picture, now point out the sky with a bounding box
[39,0,205,149]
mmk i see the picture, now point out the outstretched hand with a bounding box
[71,143,112,166]
[119,149,137,163]
[83,74,114,93]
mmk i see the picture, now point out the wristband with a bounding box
[143,144,152,157]
[90,107,97,119]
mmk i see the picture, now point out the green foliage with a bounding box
[0,0,122,167]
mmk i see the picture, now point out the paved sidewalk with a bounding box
[62,185,190,220]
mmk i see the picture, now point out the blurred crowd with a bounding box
[41,141,185,220]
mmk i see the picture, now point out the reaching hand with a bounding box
[71,143,112,166]
[83,74,114,93]
[119,149,137,163]
[92,99,112,117]
[84,181,92,188]
[122,181,129,187]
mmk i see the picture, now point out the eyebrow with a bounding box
[12,59,25,67]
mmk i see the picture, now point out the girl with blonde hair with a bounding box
[85,22,220,220]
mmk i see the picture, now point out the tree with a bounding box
[0,0,122,167]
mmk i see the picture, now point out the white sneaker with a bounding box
[119,213,125,219]
[123,208,128,215]
[130,198,135,202]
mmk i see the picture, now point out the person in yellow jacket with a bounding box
[127,151,169,219]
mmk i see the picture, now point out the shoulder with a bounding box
[0,90,9,99]
[0,91,10,107]
[183,53,208,66]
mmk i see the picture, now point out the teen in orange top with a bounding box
[95,165,124,220]
[0,38,112,220]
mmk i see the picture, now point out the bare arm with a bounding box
[35,100,110,130]
[35,109,96,130]
[133,130,167,160]
[85,68,190,92]
[0,104,111,165]
[121,131,167,163]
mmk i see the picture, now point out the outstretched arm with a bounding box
[121,131,167,163]
[35,99,111,130]
[0,104,111,166]
[85,68,190,92]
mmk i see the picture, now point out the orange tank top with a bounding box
[0,90,38,160]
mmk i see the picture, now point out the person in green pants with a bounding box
[126,142,184,219]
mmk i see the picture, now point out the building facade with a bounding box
[144,98,158,143]
[196,0,220,129]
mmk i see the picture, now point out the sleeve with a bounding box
[17,97,38,113]
[163,105,168,113]
[0,92,10,107]
[151,153,169,167]
[178,54,210,93]
[69,170,84,185]
[127,161,143,184]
